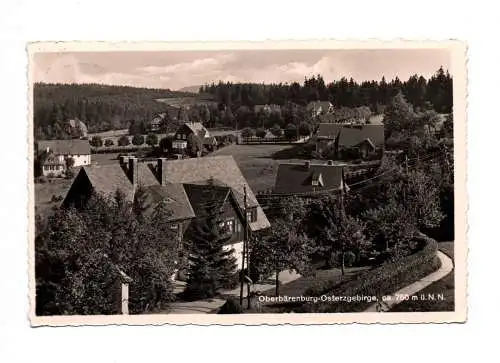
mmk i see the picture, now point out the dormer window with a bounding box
[311,172,324,187]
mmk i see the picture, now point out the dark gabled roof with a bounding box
[316,123,342,139]
[142,183,196,221]
[147,156,270,231]
[69,156,270,231]
[202,136,217,145]
[183,122,209,138]
[338,124,384,148]
[37,139,91,156]
[67,119,88,134]
[274,162,344,194]
[183,183,231,217]
[82,164,136,202]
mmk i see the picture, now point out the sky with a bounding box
[32,49,451,91]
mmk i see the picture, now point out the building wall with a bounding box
[42,164,65,176]
[316,139,334,153]
[71,154,91,167]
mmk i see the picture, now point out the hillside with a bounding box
[177,85,202,93]
[33,83,195,139]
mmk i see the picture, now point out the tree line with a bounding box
[200,66,452,114]
[33,83,194,140]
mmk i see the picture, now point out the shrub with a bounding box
[255,128,266,138]
[298,234,440,313]
[146,133,158,147]
[132,134,145,146]
[241,127,254,139]
[104,139,114,147]
[90,136,103,147]
[35,176,47,184]
[118,135,130,146]
[217,297,243,314]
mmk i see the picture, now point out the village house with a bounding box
[36,139,91,177]
[274,160,348,196]
[254,104,281,114]
[172,122,211,152]
[307,101,334,116]
[62,155,270,274]
[66,118,88,139]
[148,113,167,133]
[315,124,385,159]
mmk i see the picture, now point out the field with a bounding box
[210,143,333,193]
[391,241,455,312]
[34,178,73,219]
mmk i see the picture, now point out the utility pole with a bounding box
[340,168,346,276]
[244,186,251,310]
[239,186,247,307]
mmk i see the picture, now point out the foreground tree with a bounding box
[250,218,313,295]
[182,204,237,300]
[35,191,179,315]
[306,195,368,274]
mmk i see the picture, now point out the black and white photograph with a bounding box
[28,41,467,325]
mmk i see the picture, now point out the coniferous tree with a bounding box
[183,203,237,301]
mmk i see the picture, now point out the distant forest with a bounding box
[33,83,196,140]
[33,67,452,140]
[200,66,452,114]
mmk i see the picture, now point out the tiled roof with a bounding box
[316,124,342,139]
[37,139,91,156]
[338,125,384,148]
[183,183,231,217]
[184,122,209,138]
[71,155,270,231]
[274,162,344,194]
[67,119,88,134]
[146,156,270,231]
[142,183,196,221]
[82,164,135,202]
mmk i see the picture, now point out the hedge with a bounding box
[296,234,441,313]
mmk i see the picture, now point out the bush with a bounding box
[118,135,130,146]
[298,234,440,313]
[90,136,103,147]
[146,133,158,147]
[255,128,266,138]
[132,134,145,146]
[217,297,243,314]
[241,127,254,139]
[35,176,47,184]
[104,139,114,147]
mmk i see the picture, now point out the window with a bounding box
[182,134,186,140]
[226,218,234,233]
[176,134,180,139]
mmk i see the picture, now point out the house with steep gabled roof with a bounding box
[172,122,210,152]
[315,123,384,159]
[36,139,91,177]
[307,101,334,116]
[62,155,270,272]
[274,160,348,196]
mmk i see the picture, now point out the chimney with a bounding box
[327,160,334,166]
[119,155,129,168]
[304,161,311,169]
[128,157,138,186]
[157,157,168,185]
